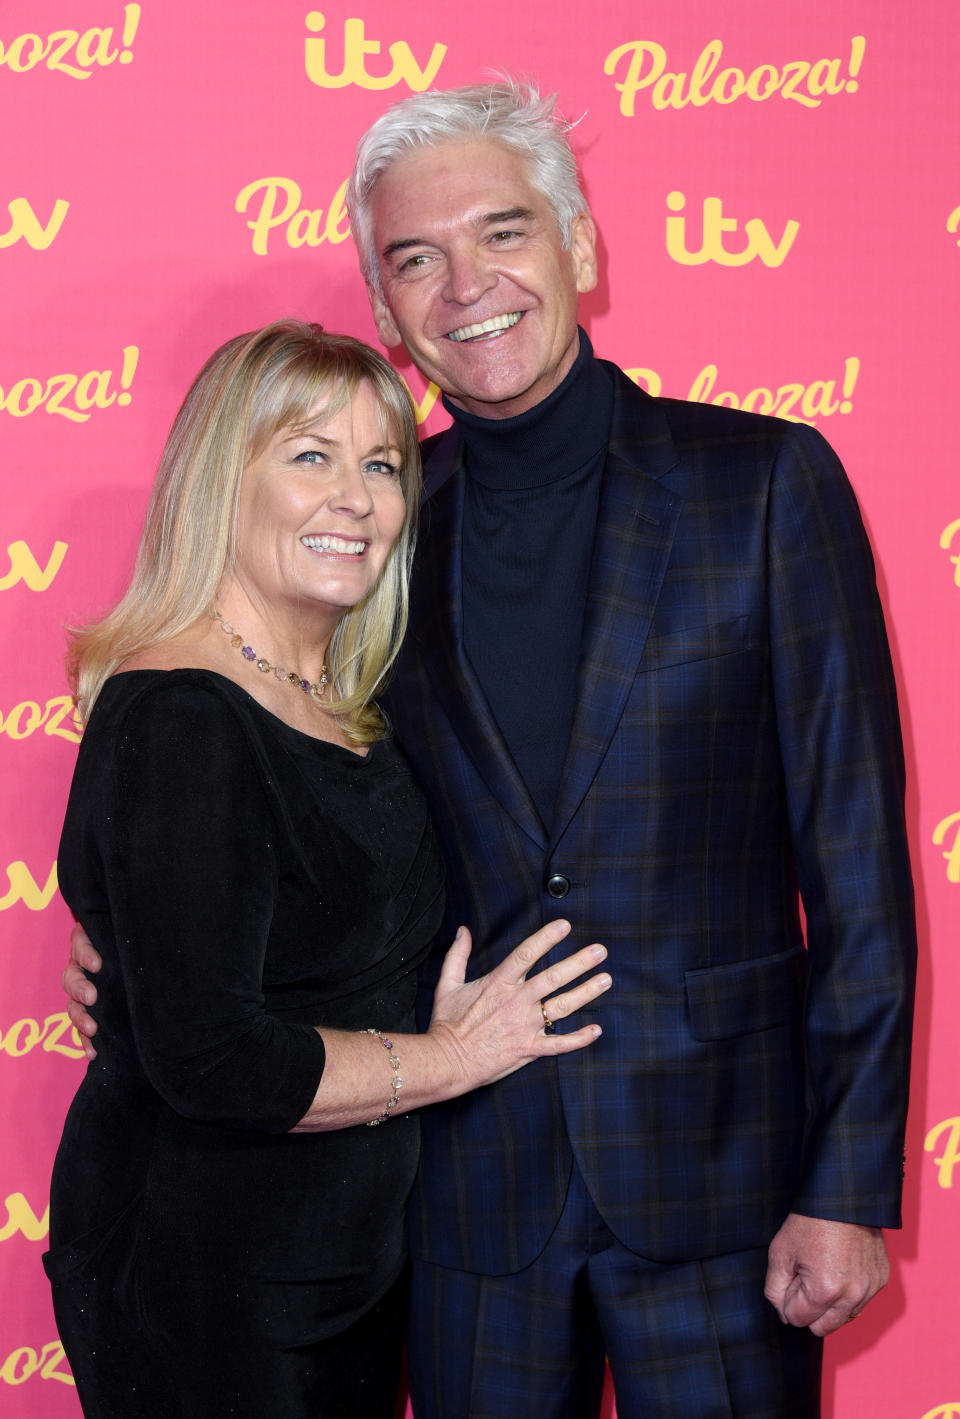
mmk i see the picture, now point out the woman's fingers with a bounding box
[495,926,612,1033]
[541,970,612,1026]
[435,926,473,995]
[532,942,609,998]
[426,921,611,1088]
[503,918,572,980]
[465,920,608,996]
[542,1022,604,1052]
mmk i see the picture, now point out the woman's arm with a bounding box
[292,919,609,1130]
[68,679,610,1130]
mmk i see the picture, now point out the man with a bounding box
[67,82,915,1418]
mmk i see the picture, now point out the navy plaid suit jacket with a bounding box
[385,364,916,1275]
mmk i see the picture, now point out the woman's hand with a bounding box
[426,920,610,1093]
[296,919,610,1130]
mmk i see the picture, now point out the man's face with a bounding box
[366,138,598,421]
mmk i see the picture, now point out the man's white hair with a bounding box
[347,79,588,298]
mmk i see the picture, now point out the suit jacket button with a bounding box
[546,873,571,899]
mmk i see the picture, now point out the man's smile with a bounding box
[446,312,524,342]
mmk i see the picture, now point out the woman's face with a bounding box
[235,380,408,624]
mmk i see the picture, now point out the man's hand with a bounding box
[764,1212,889,1336]
[63,922,102,1058]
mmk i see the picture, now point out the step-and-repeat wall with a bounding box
[2,3,957,1415]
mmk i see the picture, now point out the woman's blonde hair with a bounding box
[68,319,422,744]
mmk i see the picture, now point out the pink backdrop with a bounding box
[2,3,958,1415]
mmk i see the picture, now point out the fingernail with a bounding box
[596,974,612,989]
[591,945,606,960]
[592,1025,602,1038]
[455,925,465,940]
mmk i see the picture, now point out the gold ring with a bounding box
[848,1310,862,1321]
[540,1000,554,1031]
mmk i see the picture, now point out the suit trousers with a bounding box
[407,1161,822,1419]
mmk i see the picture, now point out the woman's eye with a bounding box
[365,460,401,477]
[293,449,324,464]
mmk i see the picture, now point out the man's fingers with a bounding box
[66,1000,97,1058]
[69,922,102,973]
[66,999,97,1037]
[779,1277,826,1329]
[776,1268,855,1332]
[774,1271,875,1335]
[763,1266,788,1320]
[62,961,96,1006]
[787,1286,867,1336]
[808,1304,862,1338]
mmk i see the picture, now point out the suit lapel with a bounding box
[413,432,548,849]
[413,371,682,852]
[550,372,682,846]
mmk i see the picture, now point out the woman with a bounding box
[45,320,611,1418]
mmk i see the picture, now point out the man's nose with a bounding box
[442,247,497,307]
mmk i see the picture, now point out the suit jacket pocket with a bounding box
[641,613,755,671]
[685,945,806,1041]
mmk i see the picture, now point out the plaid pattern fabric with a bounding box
[407,1163,821,1419]
[386,367,916,1277]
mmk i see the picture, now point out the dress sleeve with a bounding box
[101,679,327,1132]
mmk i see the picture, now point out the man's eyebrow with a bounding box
[381,207,538,262]
[481,207,536,227]
[382,236,427,261]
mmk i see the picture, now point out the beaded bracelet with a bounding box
[359,1028,403,1125]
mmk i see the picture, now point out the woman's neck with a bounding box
[118,593,358,748]
[214,586,334,689]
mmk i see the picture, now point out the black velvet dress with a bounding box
[44,670,445,1418]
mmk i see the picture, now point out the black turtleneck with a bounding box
[444,329,614,829]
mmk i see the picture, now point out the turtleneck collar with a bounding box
[441,328,613,490]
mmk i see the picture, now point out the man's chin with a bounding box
[442,382,550,420]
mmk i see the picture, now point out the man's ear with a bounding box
[571,212,599,296]
[366,280,403,347]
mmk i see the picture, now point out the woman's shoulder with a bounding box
[89,668,260,752]
[83,672,285,838]
[98,665,246,708]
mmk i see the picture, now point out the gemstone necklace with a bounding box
[213,612,328,703]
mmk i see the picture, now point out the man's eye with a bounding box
[398,253,430,271]
[490,229,521,242]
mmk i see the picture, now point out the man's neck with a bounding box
[442,329,611,489]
